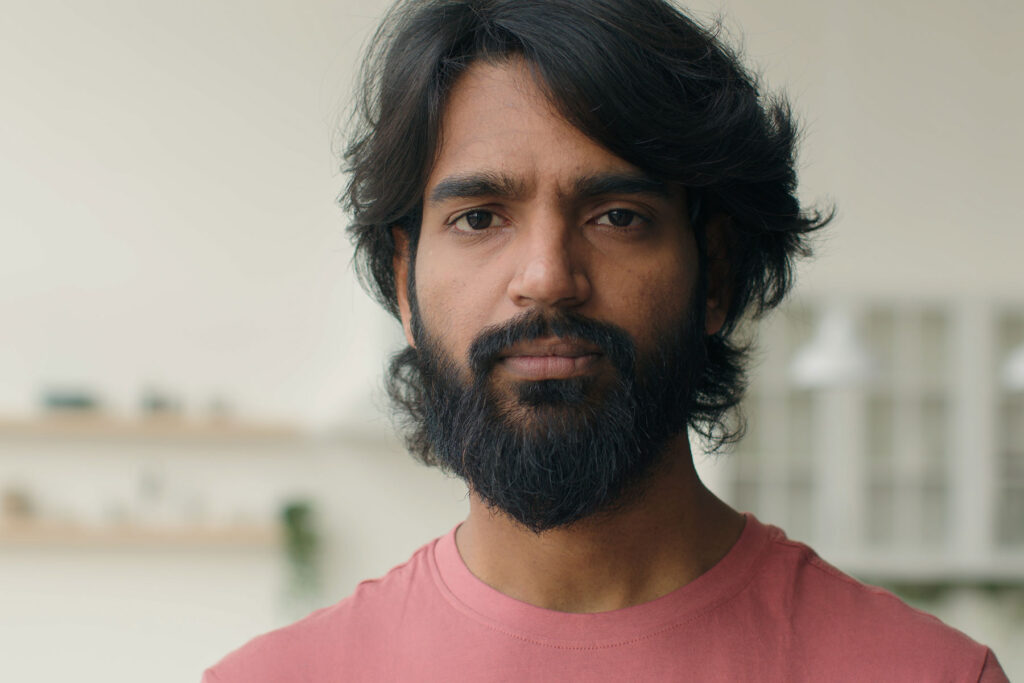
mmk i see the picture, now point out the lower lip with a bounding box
[499,354,601,380]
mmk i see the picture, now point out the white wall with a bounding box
[0,429,469,681]
[1,1,1021,681]
[2,0,1022,427]
[0,0,398,425]
[686,0,1024,299]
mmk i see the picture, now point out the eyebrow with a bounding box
[428,172,526,205]
[573,172,672,200]
[427,170,673,205]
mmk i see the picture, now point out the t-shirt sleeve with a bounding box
[977,648,1010,683]
[200,668,221,682]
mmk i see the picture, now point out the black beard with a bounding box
[402,301,707,533]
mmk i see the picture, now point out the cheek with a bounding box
[414,260,500,359]
[595,253,699,344]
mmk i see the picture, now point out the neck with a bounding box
[454,435,744,613]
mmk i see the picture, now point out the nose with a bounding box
[505,218,592,309]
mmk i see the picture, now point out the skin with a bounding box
[393,59,744,614]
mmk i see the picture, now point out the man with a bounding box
[205,0,1007,680]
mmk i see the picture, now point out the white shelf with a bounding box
[0,520,279,549]
[0,414,301,442]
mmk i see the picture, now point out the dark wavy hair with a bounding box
[342,0,831,452]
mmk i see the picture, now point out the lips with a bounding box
[497,338,603,380]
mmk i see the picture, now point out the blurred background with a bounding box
[1,0,1021,680]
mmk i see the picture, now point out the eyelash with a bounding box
[446,208,650,234]
[448,210,505,233]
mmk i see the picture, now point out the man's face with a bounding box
[394,60,722,530]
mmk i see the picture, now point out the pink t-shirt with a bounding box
[204,515,1007,682]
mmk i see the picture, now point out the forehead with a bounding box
[425,60,644,197]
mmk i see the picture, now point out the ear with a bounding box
[703,215,732,336]
[392,228,416,348]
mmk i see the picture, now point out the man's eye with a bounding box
[594,209,645,229]
[451,210,497,231]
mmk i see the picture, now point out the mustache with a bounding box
[467,310,636,379]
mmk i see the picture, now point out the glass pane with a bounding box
[919,308,949,388]
[867,479,896,546]
[921,395,949,476]
[785,476,813,543]
[788,390,813,463]
[996,484,1024,546]
[867,394,894,464]
[921,479,947,547]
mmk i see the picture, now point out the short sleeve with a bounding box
[977,648,1010,683]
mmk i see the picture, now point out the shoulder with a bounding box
[749,522,1004,681]
[762,531,956,639]
[203,536,442,683]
